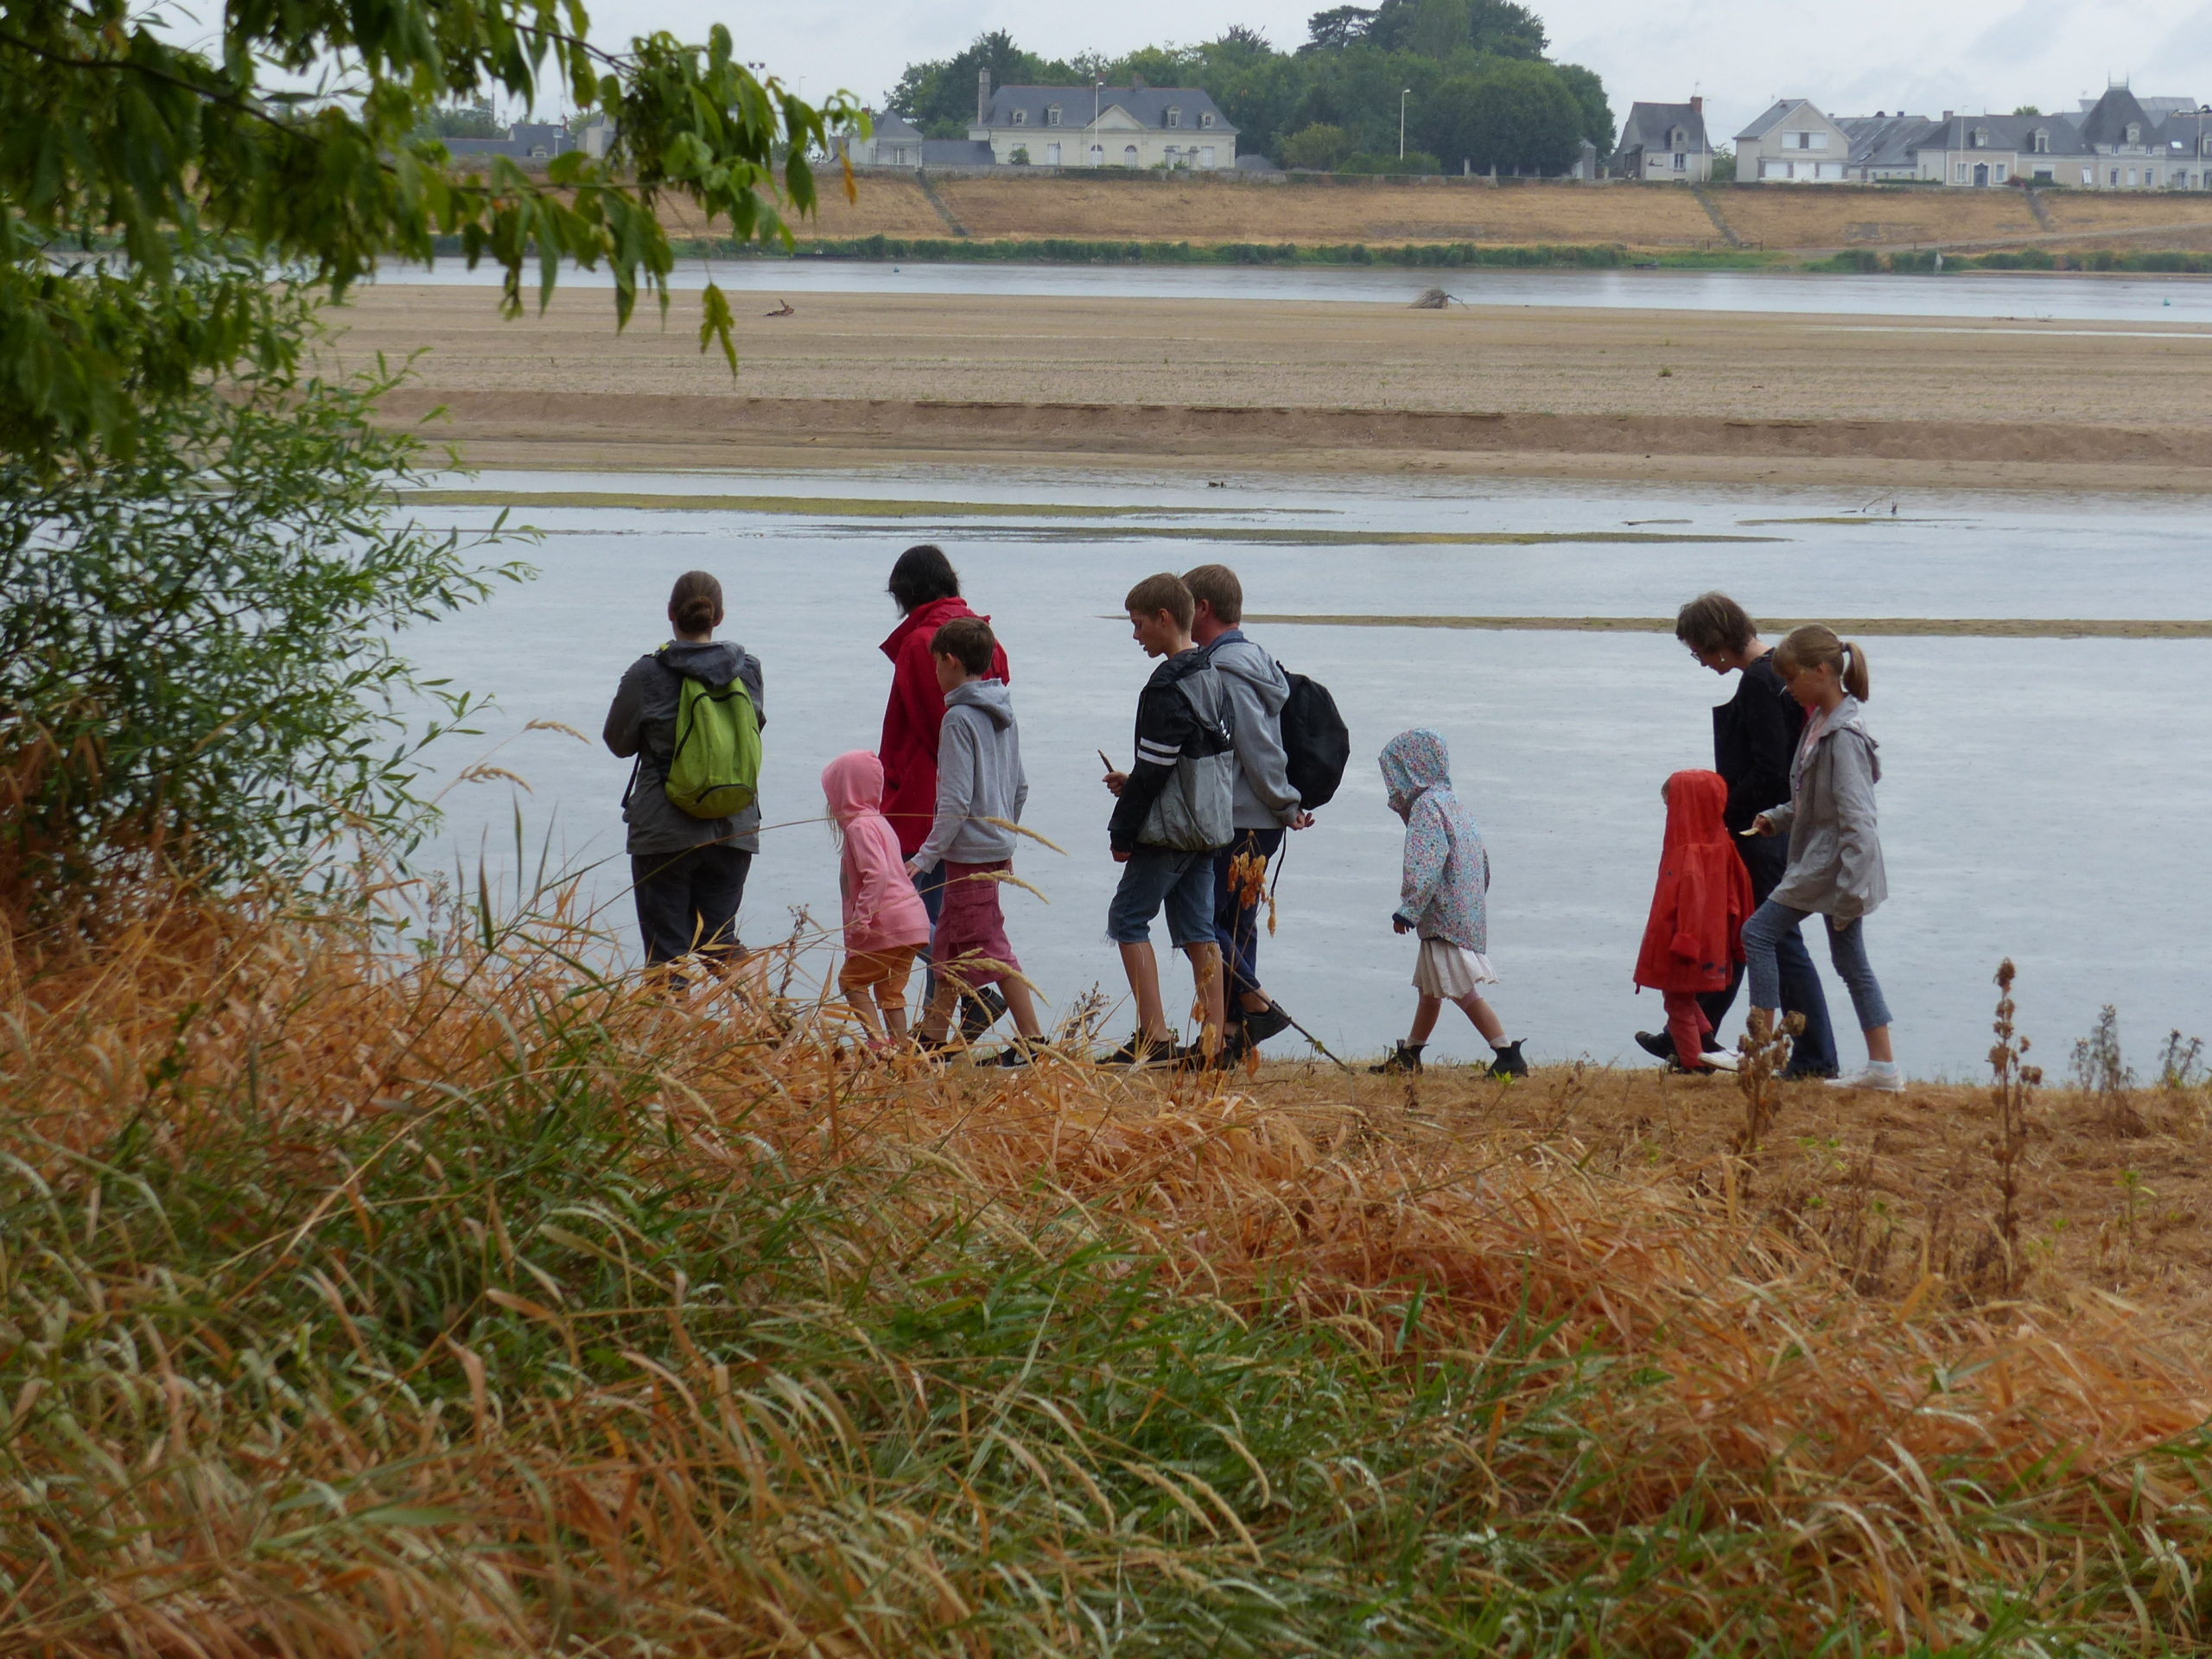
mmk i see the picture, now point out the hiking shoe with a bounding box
[1827,1062,1905,1093]
[1174,1039,1230,1071]
[1487,1039,1530,1079]
[1238,1001,1294,1047]
[1370,1041,1424,1075]
[1634,1029,1674,1061]
[959,987,1007,1040]
[980,1040,1033,1068]
[1099,1034,1166,1070]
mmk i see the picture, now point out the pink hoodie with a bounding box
[821,751,932,955]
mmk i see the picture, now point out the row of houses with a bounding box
[1618,85,2212,189]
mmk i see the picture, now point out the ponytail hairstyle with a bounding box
[668,570,723,636]
[1775,624,1870,702]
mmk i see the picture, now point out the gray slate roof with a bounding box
[920,138,995,165]
[1615,101,1707,156]
[870,112,922,143]
[983,85,1236,134]
[1734,99,1812,142]
[1834,113,1936,168]
[2079,86,2155,148]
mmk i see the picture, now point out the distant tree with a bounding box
[1410,0,1471,59]
[1428,60,1582,175]
[1304,6,1376,51]
[1009,144,1031,163]
[1551,63,1613,150]
[2013,105,2043,116]
[416,102,504,141]
[1465,0,1548,57]
[887,30,1078,130]
[1708,146,1737,181]
[1366,0,1544,57]
[1217,24,1275,52]
[1282,122,1353,168]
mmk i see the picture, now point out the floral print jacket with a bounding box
[1379,728,1489,955]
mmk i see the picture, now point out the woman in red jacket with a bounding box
[1633,769,1754,1074]
[878,544,1011,916]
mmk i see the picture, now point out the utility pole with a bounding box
[1093,79,1103,166]
[1399,88,1411,159]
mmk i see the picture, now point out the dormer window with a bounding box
[1199,112,1215,129]
[1011,108,1027,126]
[1669,127,1686,149]
[1165,105,1182,129]
[1970,127,1988,149]
[2033,128,2049,153]
[2126,123,2142,144]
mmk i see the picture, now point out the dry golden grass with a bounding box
[5,889,2212,1653]
[1709,183,2047,250]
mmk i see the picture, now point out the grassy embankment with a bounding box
[7,880,2212,1652]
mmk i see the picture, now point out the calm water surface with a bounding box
[373,256,2212,326]
[399,467,2212,1076]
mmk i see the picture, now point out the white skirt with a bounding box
[1413,938,1498,998]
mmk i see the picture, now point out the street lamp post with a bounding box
[1399,88,1410,159]
[1092,79,1103,166]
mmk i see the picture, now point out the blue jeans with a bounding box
[1212,827,1284,1024]
[1107,846,1217,948]
[631,843,752,966]
[1744,901,1892,1036]
[1701,840,1836,1075]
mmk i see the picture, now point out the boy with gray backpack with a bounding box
[1099,573,1236,1068]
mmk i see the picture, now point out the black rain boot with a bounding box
[1487,1039,1529,1079]
[1370,1040,1425,1075]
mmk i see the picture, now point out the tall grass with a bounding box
[5,889,2212,1652]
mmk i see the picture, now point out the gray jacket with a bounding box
[1205,631,1305,830]
[914,678,1028,871]
[603,639,766,857]
[1762,696,1887,920]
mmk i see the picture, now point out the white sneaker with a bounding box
[1827,1063,1905,1093]
[1696,1051,1739,1071]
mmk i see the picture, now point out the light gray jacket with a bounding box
[913,678,1028,872]
[1205,631,1305,830]
[1762,696,1887,920]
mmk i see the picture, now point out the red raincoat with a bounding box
[1633,769,1754,994]
[877,597,1011,855]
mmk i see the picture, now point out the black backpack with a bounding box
[1279,670,1350,810]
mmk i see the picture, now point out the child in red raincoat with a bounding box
[1634,769,1754,1073]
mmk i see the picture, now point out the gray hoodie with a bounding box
[913,677,1028,872]
[1762,696,1887,920]
[603,639,766,857]
[1205,630,1304,830]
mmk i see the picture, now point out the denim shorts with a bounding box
[1106,845,1218,948]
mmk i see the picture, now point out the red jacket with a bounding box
[1633,769,1754,995]
[877,596,1011,855]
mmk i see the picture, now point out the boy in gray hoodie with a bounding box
[907,617,1045,1058]
[1185,563,1313,1057]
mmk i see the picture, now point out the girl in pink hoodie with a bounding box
[822,751,934,1046]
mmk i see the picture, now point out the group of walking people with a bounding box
[603,553,1900,1086]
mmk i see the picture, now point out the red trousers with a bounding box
[1662,990,1713,1068]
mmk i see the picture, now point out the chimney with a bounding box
[1942,109,1952,119]
[978,69,990,125]
[1690,95,1702,113]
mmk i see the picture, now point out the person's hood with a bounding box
[1815,696,1882,780]
[1205,632,1290,715]
[1662,768,1731,851]
[820,750,886,821]
[1379,728,1453,817]
[658,639,745,684]
[880,595,976,660]
[945,677,1015,728]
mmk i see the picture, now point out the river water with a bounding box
[371,255,2212,327]
[397,467,2212,1077]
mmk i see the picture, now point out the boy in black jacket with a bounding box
[1654,592,1839,1078]
[1099,573,1236,1067]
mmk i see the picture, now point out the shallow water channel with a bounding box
[373,255,2212,326]
[399,467,2212,1077]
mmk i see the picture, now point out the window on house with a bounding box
[2083,167,2094,183]
[1012,109,1027,125]
[1970,128,1987,149]
[1674,152,1686,170]
[1670,127,1686,149]
[1200,145,1215,166]
[1090,143,1103,163]
[1993,165,2007,182]
[1123,143,1138,164]
[2033,130,2049,153]
[1046,105,1062,126]
[1955,162,1968,181]
[1046,142,1061,164]
[1166,106,1181,128]
[2113,168,2123,184]
[1200,112,1216,129]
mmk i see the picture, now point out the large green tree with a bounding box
[887,30,1081,137]
[1426,59,1584,174]
[0,0,861,474]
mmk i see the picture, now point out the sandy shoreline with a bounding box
[339,284,2212,491]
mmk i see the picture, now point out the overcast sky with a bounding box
[556,0,2211,146]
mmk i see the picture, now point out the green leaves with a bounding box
[0,0,863,471]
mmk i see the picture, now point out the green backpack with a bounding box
[659,647,761,820]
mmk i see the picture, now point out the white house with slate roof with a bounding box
[971,75,1236,169]
[1612,99,1713,181]
[1736,99,1855,181]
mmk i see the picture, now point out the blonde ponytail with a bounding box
[1775,624,1871,702]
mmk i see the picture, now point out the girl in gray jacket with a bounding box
[1745,626,1903,1092]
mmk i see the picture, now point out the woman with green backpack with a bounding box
[602,571,766,969]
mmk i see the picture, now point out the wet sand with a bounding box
[336,283,2212,490]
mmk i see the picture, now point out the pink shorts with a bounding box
[933,860,1020,989]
